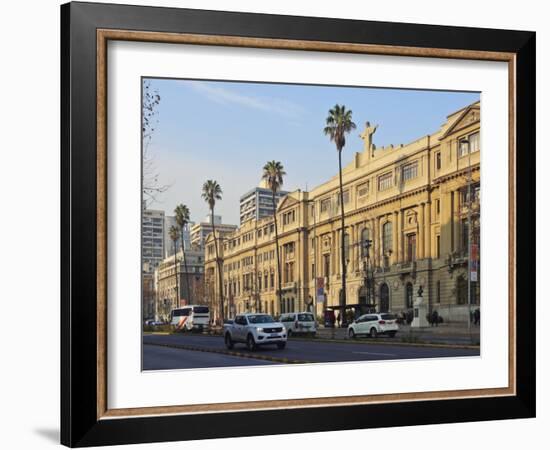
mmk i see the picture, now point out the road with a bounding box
[143,344,276,370]
[143,333,479,370]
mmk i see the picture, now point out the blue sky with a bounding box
[145,78,479,225]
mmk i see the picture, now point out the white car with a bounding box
[280,312,317,336]
[224,313,287,351]
[348,313,399,338]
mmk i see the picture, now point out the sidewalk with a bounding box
[315,322,480,345]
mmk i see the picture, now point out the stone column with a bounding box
[397,210,403,264]
[425,201,432,258]
[418,203,425,260]
[453,190,461,253]
[331,230,337,275]
[375,216,381,266]
[392,211,398,265]
[349,224,355,272]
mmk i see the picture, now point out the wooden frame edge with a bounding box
[97,29,515,61]
[95,28,517,420]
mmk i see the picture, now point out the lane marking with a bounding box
[351,351,398,357]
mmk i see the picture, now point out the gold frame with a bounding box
[96,29,516,420]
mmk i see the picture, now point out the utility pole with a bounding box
[460,138,473,338]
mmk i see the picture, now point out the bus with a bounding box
[170,305,210,332]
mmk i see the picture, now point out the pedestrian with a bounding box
[336,312,341,328]
[474,308,480,325]
[432,310,439,327]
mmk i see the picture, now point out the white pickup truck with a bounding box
[224,313,287,351]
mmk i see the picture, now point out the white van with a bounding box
[279,312,317,336]
[170,305,210,332]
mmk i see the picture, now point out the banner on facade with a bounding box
[470,244,479,282]
[316,277,325,303]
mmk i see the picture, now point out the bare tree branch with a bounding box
[142,80,171,208]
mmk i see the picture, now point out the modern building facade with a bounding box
[164,215,193,258]
[142,209,165,274]
[239,180,289,224]
[190,215,237,250]
[204,101,481,323]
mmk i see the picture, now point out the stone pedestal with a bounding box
[411,295,429,328]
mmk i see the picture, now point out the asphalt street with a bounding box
[143,333,479,370]
[143,343,277,370]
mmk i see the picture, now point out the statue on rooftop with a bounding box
[360,121,378,156]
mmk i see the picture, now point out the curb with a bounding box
[144,332,479,351]
[143,341,314,364]
[295,336,480,350]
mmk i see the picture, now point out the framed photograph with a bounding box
[61,1,535,447]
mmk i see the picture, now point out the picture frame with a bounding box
[60,1,535,447]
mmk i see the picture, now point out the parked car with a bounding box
[223,313,287,351]
[280,312,317,336]
[347,313,399,338]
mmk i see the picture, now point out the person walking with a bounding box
[432,310,439,327]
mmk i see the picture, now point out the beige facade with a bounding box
[155,248,206,320]
[204,102,481,323]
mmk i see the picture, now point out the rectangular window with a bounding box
[324,254,330,277]
[469,132,480,152]
[406,233,417,262]
[436,235,441,259]
[401,161,418,182]
[458,132,480,157]
[378,172,393,191]
[336,190,350,206]
[320,198,331,213]
[436,199,441,216]
[435,151,441,170]
[357,181,370,197]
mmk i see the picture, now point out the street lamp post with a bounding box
[306,199,319,319]
[362,238,373,312]
[459,138,473,338]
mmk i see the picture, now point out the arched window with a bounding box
[456,275,468,305]
[382,222,393,254]
[405,282,414,308]
[361,228,371,258]
[343,233,350,263]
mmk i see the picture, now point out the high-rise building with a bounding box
[164,215,193,258]
[190,214,237,249]
[142,209,165,275]
[239,180,289,225]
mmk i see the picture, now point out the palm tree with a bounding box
[262,161,286,313]
[324,104,356,319]
[174,204,192,305]
[168,225,180,311]
[201,180,224,323]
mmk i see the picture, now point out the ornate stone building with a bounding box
[155,248,206,320]
[204,101,480,323]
